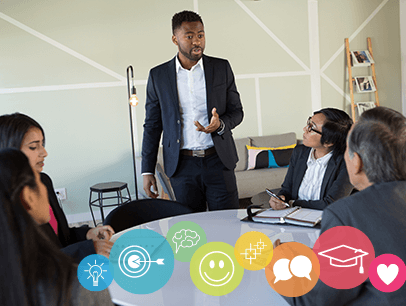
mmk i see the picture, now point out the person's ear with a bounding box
[172,35,178,46]
[20,185,35,212]
[352,152,364,174]
[323,142,334,149]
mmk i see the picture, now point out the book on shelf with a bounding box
[245,205,322,227]
[354,76,376,93]
[351,50,374,67]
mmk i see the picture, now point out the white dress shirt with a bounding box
[175,56,214,150]
[297,148,333,201]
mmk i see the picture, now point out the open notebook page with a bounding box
[287,208,322,222]
[255,207,299,218]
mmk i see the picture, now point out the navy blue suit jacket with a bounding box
[285,181,406,306]
[279,145,353,210]
[142,55,243,177]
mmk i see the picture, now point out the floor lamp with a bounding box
[127,65,139,200]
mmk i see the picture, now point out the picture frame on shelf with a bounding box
[356,102,376,116]
[354,76,376,93]
[351,50,375,67]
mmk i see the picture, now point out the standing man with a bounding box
[141,10,243,212]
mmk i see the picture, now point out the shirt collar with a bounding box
[307,148,333,166]
[175,55,204,73]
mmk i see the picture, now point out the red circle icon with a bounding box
[314,226,375,289]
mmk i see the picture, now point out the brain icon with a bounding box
[172,229,200,253]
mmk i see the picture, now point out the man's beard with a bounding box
[179,45,203,62]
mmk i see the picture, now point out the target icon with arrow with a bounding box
[118,245,165,278]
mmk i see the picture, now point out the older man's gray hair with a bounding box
[347,107,406,183]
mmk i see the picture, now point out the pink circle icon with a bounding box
[369,254,406,292]
[314,226,375,289]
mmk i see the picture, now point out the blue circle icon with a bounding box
[109,228,174,294]
[77,254,114,291]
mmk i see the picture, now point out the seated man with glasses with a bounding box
[269,108,353,210]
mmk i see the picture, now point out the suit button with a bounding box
[177,120,180,124]
[177,139,180,143]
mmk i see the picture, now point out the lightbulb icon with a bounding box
[85,260,107,286]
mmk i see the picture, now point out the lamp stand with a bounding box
[126,65,139,200]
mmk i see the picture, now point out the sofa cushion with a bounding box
[246,144,296,170]
[234,137,251,172]
[250,132,297,148]
[236,167,289,198]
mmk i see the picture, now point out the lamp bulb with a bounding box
[129,94,139,106]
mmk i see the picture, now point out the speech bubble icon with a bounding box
[290,255,312,281]
[273,258,292,283]
[172,229,200,254]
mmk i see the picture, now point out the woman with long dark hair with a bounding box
[0,113,114,262]
[269,108,354,210]
[0,148,113,305]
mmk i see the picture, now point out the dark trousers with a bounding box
[169,152,239,212]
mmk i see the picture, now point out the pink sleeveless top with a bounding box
[49,207,58,235]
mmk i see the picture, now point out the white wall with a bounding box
[401,0,406,115]
[0,0,402,221]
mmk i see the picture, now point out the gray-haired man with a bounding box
[284,107,406,306]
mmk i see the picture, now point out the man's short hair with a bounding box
[348,107,406,183]
[172,10,203,34]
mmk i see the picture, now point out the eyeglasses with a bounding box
[306,117,322,135]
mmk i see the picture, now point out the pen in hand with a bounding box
[266,188,290,208]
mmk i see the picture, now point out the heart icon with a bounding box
[377,264,399,285]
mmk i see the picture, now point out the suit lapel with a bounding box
[203,55,213,119]
[52,201,70,241]
[320,154,336,197]
[167,57,180,110]
[293,148,310,198]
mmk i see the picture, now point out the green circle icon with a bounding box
[166,221,207,262]
[190,242,244,296]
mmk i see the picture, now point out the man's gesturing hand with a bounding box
[194,108,220,134]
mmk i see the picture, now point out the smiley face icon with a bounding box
[190,242,244,296]
[200,251,234,287]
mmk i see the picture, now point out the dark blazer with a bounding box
[285,181,406,306]
[279,145,353,210]
[40,173,95,262]
[141,54,244,177]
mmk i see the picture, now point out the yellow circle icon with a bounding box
[234,231,273,270]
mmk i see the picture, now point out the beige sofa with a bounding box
[155,132,297,200]
[233,132,296,199]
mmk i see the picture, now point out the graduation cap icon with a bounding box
[318,245,369,274]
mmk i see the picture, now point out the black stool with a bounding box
[89,182,131,226]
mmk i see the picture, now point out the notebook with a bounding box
[251,206,322,227]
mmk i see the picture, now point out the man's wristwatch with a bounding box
[217,119,225,135]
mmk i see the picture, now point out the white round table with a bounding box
[108,209,320,306]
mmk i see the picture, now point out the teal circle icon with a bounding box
[77,254,114,291]
[109,228,174,294]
